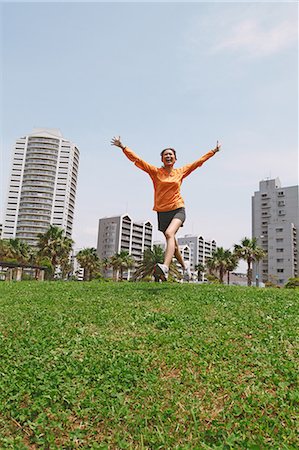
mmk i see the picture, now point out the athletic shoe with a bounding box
[183,261,192,282]
[155,263,169,281]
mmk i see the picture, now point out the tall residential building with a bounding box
[252,178,298,286]
[177,234,217,279]
[2,128,79,246]
[97,214,153,279]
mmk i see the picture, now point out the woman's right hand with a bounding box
[111,136,124,149]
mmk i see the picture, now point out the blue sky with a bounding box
[1,2,298,267]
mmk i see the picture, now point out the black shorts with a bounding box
[157,207,186,233]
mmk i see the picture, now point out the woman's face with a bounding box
[161,149,176,167]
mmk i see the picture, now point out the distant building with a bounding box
[71,249,84,281]
[97,214,153,279]
[2,128,79,246]
[252,178,298,286]
[177,234,216,277]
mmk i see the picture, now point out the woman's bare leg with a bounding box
[163,218,183,267]
[174,238,186,270]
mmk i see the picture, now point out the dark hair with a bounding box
[160,148,177,159]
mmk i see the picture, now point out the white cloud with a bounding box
[212,18,298,57]
[185,4,298,60]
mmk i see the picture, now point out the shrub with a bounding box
[206,274,220,284]
[285,277,299,289]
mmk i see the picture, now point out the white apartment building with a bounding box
[177,234,217,280]
[2,128,79,246]
[252,178,298,286]
[97,214,153,279]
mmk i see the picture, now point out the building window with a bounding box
[277,269,284,273]
[276,228,283,232]
[277,248,284,253]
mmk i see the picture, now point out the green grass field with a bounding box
[0,282,298,449]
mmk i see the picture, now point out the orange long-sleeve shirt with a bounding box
[122,146,216,212]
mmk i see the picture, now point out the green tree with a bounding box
[133,245,180,282]
[8,238,32,264]
[109,253,122,281]
[234,237,266,286]
[109,251,135,281]
[37,225,73,278]
[209,247,233,284]
[285,277,299,289]
[226,252,239,285]
[76,248,101,281]
[118,251,135,281]
[206,257,217,278]
[9,238,33,280]
[133,245,164,281]
[0,239,14,261]
[194,263,205,282]
[0,238,33,280]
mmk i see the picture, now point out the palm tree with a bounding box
[76,248,101,281]
[0,239,14,261]
[109,251,135,281]
[8,238,32,264]
[37,225,74,278]
[8,238,32,280]
[194,263,205,282]
[206,256,217,277]
[226,252,239,285]
[118,251,135,281]
[133,245,164,281]
[37,225,64,267]
[0,238,32,280]
[234,237,266,286]
[210,247,232,284]
[101,257,111,273]
[133,245,180,282]
[109,253,122,281]
[29,247,54,280]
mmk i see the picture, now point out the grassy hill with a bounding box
[0,282,298,449]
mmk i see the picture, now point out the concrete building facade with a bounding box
[177,234,217,280]
[97,214,153,279]
[2,128,79,246]
[252,178,298,286]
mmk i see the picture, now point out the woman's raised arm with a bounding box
[110,135,157,176]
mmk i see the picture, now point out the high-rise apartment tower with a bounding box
[2,128,79,245]
[252,178,298,286]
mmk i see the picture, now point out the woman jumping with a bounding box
[111,136,221,281]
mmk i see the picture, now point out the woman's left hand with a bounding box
[213,141,221,152]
